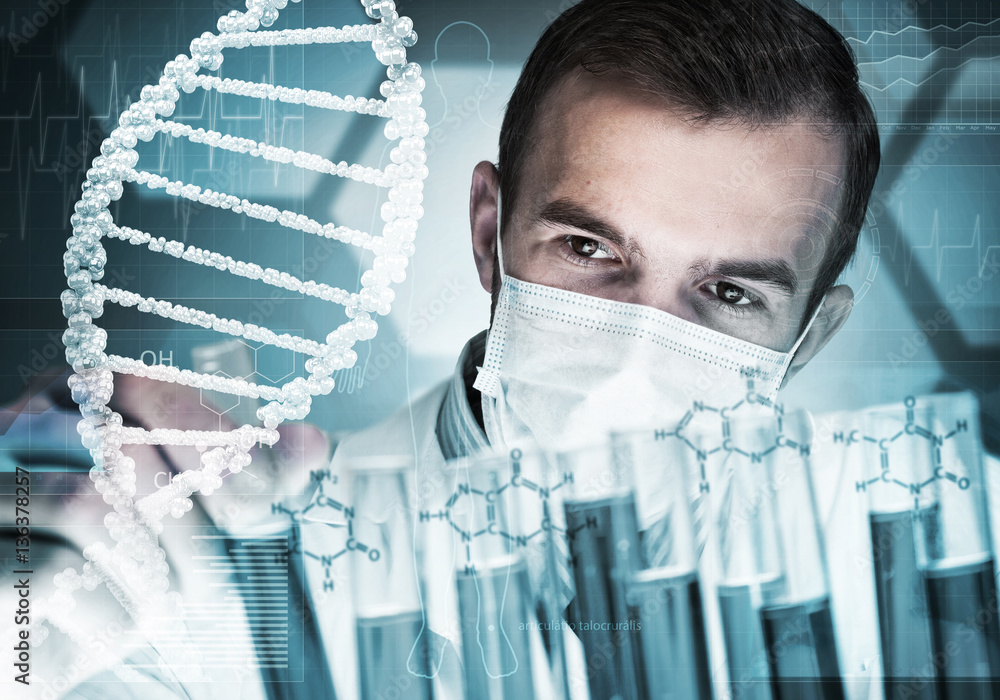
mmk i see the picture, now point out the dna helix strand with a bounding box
[37,0,427,682]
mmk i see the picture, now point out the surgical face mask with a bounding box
[473,195,823,457]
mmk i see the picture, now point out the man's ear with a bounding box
[470,160,500,293]
[781,284,854,387]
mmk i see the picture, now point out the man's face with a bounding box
[471,70,855,370]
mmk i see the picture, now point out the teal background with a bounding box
[0,0,997,449]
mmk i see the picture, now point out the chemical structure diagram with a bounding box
[186,339,384,594]
[267,474,383,594]
[259,371,817,583]
[833,395,974,504]
[648,370,811,495]
[403,373,816,573]
[418,448,575,575]
[257,381,979,589]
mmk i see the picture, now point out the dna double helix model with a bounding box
[41,0,427,682]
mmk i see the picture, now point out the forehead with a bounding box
[520,71,846,263]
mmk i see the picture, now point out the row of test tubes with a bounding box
[863,393,999,699]
[340,392,998,700]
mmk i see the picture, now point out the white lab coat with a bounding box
[10,375,994,699]
[301,382,457,700]
[301,379,595,700]
[301,382,1000,700]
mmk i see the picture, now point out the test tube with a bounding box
[348,457,433,700]
[874,393,1000,698]
[711,419,784,700]
[611,428,714,700]
[557,441,644,700]
[448,451,536,700]
[864,400,938,699]
[725,411,844,700]
[510,448,575,700]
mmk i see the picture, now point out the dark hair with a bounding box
[497,0,880,326]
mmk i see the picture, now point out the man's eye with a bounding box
[568,235,614,259]
[710,281,753,305]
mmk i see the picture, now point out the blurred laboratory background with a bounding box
[0,0,997,450]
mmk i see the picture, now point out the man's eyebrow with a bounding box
[692,259,799,296]
[537,198,642,258]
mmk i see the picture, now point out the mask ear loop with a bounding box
[780,296,827,376]
[474,189,506,399]
[494,190,506,280]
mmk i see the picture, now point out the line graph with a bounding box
[844,9,1000,129]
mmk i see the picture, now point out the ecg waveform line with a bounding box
[0,8,352,241]
[0,16,169,148]
[0,60,322,241]
[878,206,999,284]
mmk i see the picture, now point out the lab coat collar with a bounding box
[436,329,490,461]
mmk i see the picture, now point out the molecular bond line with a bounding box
[271,475,384,594]
[841,395,974,498]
